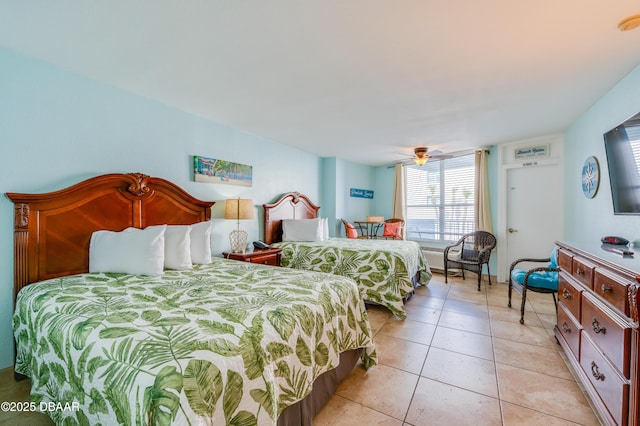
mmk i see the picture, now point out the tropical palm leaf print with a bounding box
[13,258,376,425]
[275,238,432,318]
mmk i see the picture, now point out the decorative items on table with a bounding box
[224,198,254,253]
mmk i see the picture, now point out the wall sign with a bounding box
[515,145,548,159]
[350,188,374,199]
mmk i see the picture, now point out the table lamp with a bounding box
[224,198,254,253]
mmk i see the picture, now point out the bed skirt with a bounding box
[277,348,362,425]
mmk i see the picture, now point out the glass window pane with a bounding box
[406,153,475,242]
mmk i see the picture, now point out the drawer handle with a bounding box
[576,268,583,275]
[591,361,605,381]
[600,284,612,293]
[562,288,571,299]
[592,318,607,334]
[561,322,571,333]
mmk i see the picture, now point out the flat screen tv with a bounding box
[603,112,640,214]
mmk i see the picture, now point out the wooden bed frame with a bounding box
[6,173,214,306]
[263,192,320,244]
[6,174,359,425]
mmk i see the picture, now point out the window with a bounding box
[405,153,475,242]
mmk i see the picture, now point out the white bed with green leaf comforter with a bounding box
[263,192,433,320]
[13,258,376,425]
[274,238,432,319]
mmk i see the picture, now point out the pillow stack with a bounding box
[282,217,330,242]
[89,221,213,276]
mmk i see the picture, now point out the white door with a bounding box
[506,163,563,273]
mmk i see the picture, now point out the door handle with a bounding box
[508,228,518,233]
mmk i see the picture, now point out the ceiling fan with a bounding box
[398,147,453,166]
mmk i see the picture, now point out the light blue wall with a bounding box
[321,158,377,237]
[486,146,499,276]
[564,64,640,245]
[337,158,376,224]
[373,165,395,218]
[0,48,322,369]
[320,158,339,236]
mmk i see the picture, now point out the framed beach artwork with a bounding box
[193,155,253,187]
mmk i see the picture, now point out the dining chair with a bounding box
[340,218,367,239]
[381,218,404,239]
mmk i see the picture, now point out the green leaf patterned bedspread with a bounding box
[273,238,432,319]
[13,258,376,425]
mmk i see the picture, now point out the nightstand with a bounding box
[222,247,282,266]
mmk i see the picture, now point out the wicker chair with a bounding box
[444,231,496,291]
[508,248,559,324]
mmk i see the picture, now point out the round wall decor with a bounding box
[581,156,600,198]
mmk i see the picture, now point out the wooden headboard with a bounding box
[262,192,320,245]
[6,173,214,304]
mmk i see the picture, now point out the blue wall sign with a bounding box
[350,188,374,199]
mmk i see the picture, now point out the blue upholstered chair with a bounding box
[508,247,560,324]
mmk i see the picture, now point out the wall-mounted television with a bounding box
[603,112,640,214]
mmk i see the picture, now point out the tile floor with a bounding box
[0,273,601,425]
[313,273,601,426]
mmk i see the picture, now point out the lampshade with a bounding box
[413,156,428,166]
[413,146,429,166]
[224,199,255,220]
[224,199,254,253]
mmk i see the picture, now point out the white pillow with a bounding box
[148,225,193,270]
[89,226,166,276]
[282,218,323,242]
[190,220,213,264]
[321,218,329,240]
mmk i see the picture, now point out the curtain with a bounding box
[392,164,406,238]
[474,149,493,233]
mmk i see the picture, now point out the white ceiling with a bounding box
[2,1,640,166]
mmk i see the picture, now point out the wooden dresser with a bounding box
[555,241,640,425]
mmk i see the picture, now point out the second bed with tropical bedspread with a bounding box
[13,258,376,425]
[273,238,432,319]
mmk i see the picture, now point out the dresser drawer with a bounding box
[249,253,280,266]
[557,302,581,360]
[594,268,630,316]
[582,292,631,378]
[580,333,629,426]
[557,248,573,273]
[572,256,595,288]
[558,273,582,319]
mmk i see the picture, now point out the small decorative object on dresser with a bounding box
[222,247,282,266]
